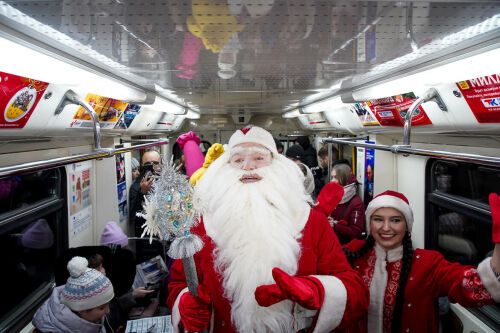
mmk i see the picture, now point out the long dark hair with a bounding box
[343,232,414,333]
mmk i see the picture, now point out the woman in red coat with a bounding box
[344,190,500,333]
[329,163,365,244]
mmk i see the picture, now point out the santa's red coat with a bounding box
[167,209,369,332]
[344,239,499,333]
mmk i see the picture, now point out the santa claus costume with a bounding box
[344,190,500,333]
[167,126,369,333]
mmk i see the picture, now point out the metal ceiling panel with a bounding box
[1,0,499,114]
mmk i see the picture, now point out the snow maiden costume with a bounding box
[344,191,500,333]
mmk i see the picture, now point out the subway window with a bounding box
[0,168,67,332]
[426,159,500,329]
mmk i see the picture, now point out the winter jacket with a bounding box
[129,180,145,237]
[331,196,365,244]
[330,177,365,244]
[344,240,500,333]
[33,286,106,333]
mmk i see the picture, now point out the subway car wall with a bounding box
[0,0,499,332]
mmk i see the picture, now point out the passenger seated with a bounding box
[32,256,114,333]
[99,221,154,301]
[343,191,500,333]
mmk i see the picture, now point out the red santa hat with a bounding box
[227,125,278,154]
[365,190,414,234]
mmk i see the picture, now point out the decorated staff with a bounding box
[138,162,204,298]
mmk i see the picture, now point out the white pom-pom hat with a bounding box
[365,190,414,234]
[61,256,114,311]
[227,126,278,155]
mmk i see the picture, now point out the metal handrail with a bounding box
[323,137,500,166]
[403,88,447,146]
[0,139,169,178]
[55,90,105,151]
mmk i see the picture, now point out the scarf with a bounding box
[339,183,357,204]
[368,243,403,333]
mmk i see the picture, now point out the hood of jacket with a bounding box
[33,286,105,333]
[295,136,311,150]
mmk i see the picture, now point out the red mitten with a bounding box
[255,283,286,307]
[255,268,324,310]
[178,285,211,332]
[490,193,500,243]
[314,182,344,216]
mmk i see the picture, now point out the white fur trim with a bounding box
[228,126,278,154]
[365,195,414,234]
[172,287,189,333]
[171,287,214,333]
[310,275,347,333]
[293,304,317,331]
[477,257,500,302]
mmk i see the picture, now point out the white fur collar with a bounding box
[375,243,403,262]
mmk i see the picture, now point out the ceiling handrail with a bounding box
[323,137,500,166]
[0,139,169,178]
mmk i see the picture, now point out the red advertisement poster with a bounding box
[0,72,49,129]
[367,92,432,127]
[456,74,500,123]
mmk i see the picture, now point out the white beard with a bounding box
[194,153,312,332]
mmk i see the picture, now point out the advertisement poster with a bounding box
[456,74,500,123]
[71,93,128,129]
[116,153,128,224]
[364,144,375,206]
[115,103,142,129]
[367,92,432,127]
[66,161,92,236]
[351,102,380,126]
[0,71,49,129]
[356,146,366,201]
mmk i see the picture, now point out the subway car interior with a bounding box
[1,0,500,332]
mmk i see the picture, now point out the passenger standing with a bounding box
[131,157,140,181]
[343,191,500,333]
[294,135,318,168]
[285,143,305,164]
[33,256,114,333]
[329,163,365,244]
[129,149,161,237]
[313,145,339,199]
[286,144,314,194]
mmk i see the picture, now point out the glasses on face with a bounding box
[143,161,160,167]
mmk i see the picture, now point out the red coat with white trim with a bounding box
[344,239,500,333]
[167,209,369,333]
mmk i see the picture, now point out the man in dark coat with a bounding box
[295,136,318,168]
[129,149,161,237]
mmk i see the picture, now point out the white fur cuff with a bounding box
[477,257,500,302]
[311,275,347,333]
[172,287,189,333]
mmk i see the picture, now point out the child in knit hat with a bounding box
[32,256,114,333]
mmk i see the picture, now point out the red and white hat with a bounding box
[227,125,278,154]
[365,190,414,234]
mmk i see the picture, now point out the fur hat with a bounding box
[100,221,128,248]
[61,257,114,311]
[228,126,278,155]
[365,190,414,234]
